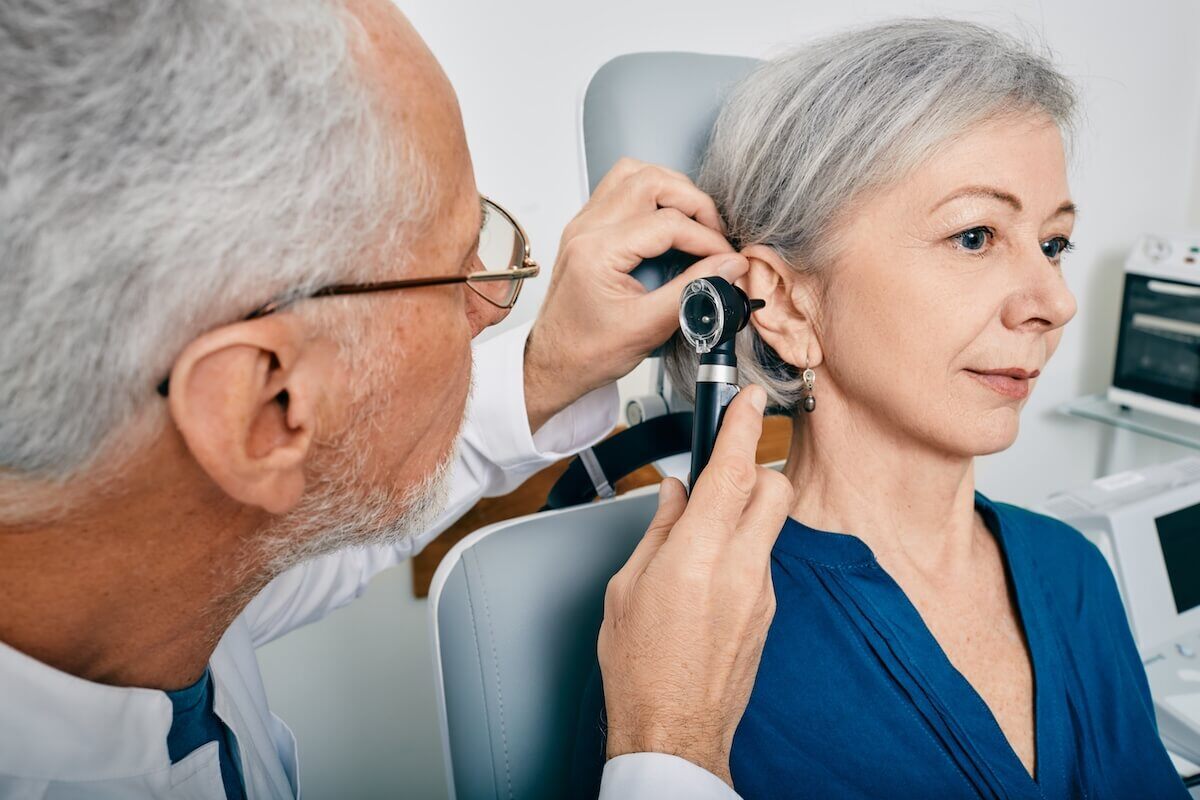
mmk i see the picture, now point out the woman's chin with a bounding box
[966,409,1022,456]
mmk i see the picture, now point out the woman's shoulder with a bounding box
[977,492,1109,576]
[977,492,1131,630]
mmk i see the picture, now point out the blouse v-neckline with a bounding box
[772,492,1068,799]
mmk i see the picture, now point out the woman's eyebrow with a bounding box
[930,185,1077,218]
[930,185,1023,213]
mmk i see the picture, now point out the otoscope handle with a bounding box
[688,337,741,493]
[689,379,739,491]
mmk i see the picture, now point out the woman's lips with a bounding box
[965,368,1040,400]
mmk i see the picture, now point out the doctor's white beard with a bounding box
[251,434,458,582]
[210,437,455,638]
[225,321,473,611]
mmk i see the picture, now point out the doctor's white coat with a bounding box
[0,322,738,800]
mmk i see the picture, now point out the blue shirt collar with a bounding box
[774,491,1001,567]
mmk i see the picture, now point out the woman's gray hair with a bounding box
[0,1,425,478]
[665,18,1077,413]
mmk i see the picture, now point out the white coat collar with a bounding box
[0,637,175,781]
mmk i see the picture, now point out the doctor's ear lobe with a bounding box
[736,246,816,369]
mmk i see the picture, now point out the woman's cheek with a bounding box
[1043,329,1065,363]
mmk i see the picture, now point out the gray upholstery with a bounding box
[429,490,658,799]
[581,51,760,192]
[428,51,760,800]
[581,52,759,290]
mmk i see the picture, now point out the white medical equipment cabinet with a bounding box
[1108,234,1200,426]
[1045,457,1200,780]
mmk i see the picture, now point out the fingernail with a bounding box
[717,255,747,281]
[748,384,767,413]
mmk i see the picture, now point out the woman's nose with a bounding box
[1002,247,1078,333]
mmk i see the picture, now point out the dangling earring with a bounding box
[801,359,816,413]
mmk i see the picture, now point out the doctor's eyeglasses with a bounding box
[291,195,538,314]
[156,195,537,397]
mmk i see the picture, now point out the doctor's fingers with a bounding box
[720,501,782,641]
[592,208,734,276]
[725,567,777,679]
[570,163,724,238]
[614,477,688,586]
[590,158,695,205]
[732,466,792,562]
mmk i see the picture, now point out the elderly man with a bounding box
[0,1,791,798]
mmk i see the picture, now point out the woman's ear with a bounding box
[737,244,823,369]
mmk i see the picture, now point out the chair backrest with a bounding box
[428,489,659,799]
[429,51,760,800]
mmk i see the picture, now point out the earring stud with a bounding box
[801,363,816,413]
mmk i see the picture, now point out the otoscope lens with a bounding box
[679,279,726,353]
[682,293,719,340]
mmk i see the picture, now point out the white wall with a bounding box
[256,1,1200,797]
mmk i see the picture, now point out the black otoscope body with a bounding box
[678,276,765,491]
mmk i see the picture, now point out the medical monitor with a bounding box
[1043,458,1200,650]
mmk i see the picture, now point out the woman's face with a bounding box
[759,112,1077,458]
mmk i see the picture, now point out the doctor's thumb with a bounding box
[618,479,689,580]
[650,477,688,534]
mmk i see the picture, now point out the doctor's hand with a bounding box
[597,386,792,787]
[522,158,748,432]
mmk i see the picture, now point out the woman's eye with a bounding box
[1041,236,1075,262]
[952,226,992,252]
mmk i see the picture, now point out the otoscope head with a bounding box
[678,276,764,354]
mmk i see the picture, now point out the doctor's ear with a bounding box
[736,245,824,369]
[165,315,339,515]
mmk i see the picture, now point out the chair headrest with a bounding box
[581,51,759,290]
[582,51,760,191]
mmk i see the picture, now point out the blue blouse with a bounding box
[569,492,1188,799]
[729,492,1186,799]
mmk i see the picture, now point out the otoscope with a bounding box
[678,276,765,491]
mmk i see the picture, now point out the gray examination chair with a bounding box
[428,51,758,800]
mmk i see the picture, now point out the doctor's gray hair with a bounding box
[0,1,425,479]
[665,18,1077,413]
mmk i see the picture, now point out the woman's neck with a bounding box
[782,396,982,578]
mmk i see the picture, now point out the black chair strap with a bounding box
[541,411,693,510]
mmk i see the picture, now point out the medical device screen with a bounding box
[1157,502,1200,614]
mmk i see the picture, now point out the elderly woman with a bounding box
[572,17,1188,800]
